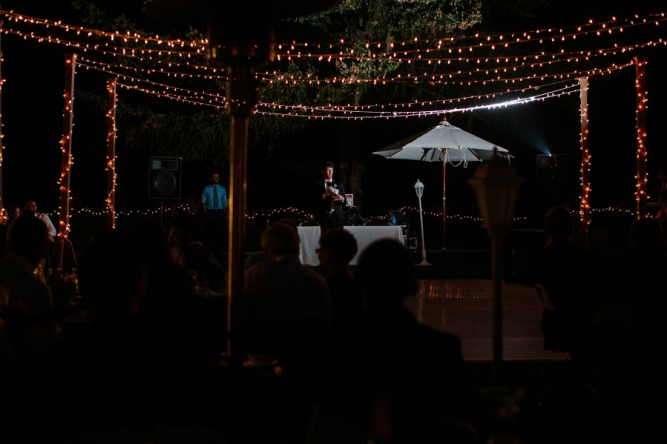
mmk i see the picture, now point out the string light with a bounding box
[3,7,664,59]
[579,77,591,229]
[106,77,117,230]
[0,9,208,48]
[635,56,648,218]
[0,19,4,220]
[58,53,76,238]
[110,74,582,119]
[2,15,664,88]
[274,16,667,62]
[97,59,633,119]
[266,40,665,85]
[0,27,205,59]
[278,12,665,49]
[77,61,227,103]
[81,55,590,113]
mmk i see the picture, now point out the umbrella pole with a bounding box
[442,150,447,250]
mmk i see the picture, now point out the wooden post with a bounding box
[0,21,4,220]
[58,54,77,239]
[579,78,591,244]
[442,149,447,251]
[106,77,117,231]
[635,56,648,218]
[226,65,254,364]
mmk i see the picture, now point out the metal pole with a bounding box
[0,21,4,220]
[442,150,447,250]
[106,77,117,231]
[58,54,77,240]
[417,193,431,266]
[227,65,254,365]
[635,56,648,218]
[579,78,590,247]
[491,233,503,385]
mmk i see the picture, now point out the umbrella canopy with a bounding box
[374,120,510,164]
[374,120,512,250]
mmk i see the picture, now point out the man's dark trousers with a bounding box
[206,210,226,251]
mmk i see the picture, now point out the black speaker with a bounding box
[149,156,182,200]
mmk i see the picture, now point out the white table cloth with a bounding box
[298,226,404,266]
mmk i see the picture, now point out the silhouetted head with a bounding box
[170,216,205,248]
[133,218,171,260]
[544,206,574,242]
[319,228,358,268]
[5,204,21,222]
[262,224,299,260]
[78,229,146,315]
[358,239,417,307]
[7,212,52,267]
[23,201,38,214]
[274,217,298,231]
[629,217,662,247]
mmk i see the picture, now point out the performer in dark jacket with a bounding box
[314,161,347,232]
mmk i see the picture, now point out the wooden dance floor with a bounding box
[404,279,569,362]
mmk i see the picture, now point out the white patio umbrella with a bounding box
[374,120,511,249]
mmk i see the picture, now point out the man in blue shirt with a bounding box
[201,173,228,251]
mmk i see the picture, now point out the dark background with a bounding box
[1,0,666,230]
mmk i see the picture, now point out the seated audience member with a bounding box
[244,218,298,270]
[244,223,331,356]
[567,218,667,360]
[532,207,591,351]
[245,223,332,443]
[312,240,468,444]
[0,213,60,374]
[23,201,57,238]
[318,228,363,331]
[131,218,194,315]
[170,216,225,292]
[30,229,218,439]
[4,204,21,227]
[1,296,27,429]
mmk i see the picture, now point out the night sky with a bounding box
[1,0,666,225]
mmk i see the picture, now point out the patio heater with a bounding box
[414,180,431,266]
[468,150,522,384]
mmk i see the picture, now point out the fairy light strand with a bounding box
[274,16,667,61]
[635,56,648,218]
[2,8,664,56]
[579,77,591,229]
[58,53,76,238]
[106,77,118,230]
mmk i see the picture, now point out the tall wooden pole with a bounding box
[226,65,254,364]
[579,78,591,244]
[442,149,447,251]
[0,21,5,220]
[635,56,648,218]
[106,77,117,231]
[58,54,77,239]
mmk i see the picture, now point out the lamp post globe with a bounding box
[414,179,431,266]
[414,179,425,198]
[468,150,523,236]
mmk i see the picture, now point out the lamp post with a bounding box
[414,180,431,266]
[468,150,522,384]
